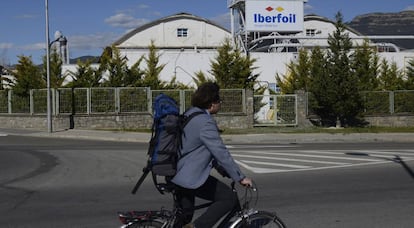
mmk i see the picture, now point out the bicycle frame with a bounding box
[118,181,286,228]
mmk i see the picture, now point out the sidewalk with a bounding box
[1,128,414,144]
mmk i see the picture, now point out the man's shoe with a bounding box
[183,223,194,228]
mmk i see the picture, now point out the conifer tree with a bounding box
[66,59,102,88]
[329,12,363,126]
[404,58,414,90]
[276,48,310,93]
[142,41,166,89]
[100,46,129,87]
[125,56,145,87]
[12,55,45,97]
[42,48,65,88]
[210,38,258,89]
[192,71,215,87]
[308,46,337,123]
[351,40,379,91]
[378,59,404,90]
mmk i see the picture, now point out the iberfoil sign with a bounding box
[245,0,304,32]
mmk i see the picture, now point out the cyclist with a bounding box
[171,82,253,228]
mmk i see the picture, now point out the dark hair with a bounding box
[191,82,220,109]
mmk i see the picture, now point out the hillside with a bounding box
[347,11,414,50]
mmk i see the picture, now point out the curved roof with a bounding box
[304,14,363,36]
[113,12,230,46]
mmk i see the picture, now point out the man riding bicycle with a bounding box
[171,82,253,228]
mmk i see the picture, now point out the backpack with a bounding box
[132,93,203,194]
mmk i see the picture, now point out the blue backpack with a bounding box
[132,94,203,194]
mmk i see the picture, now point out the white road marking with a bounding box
[236,161,289,173]
[240,160,312,169]
[232,149,414,174]
[232,150,380,162]
[232,153,349,165]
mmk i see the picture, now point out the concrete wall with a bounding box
[0,112,253,132]
[365,115,414,127]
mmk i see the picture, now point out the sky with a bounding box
[1,0,413,66]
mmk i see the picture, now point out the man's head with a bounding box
[191,82,221,113]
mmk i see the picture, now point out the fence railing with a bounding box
[306,90,414,116]
[0,87,246,115]
[253,94,297,126]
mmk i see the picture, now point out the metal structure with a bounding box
[227,0,414,54]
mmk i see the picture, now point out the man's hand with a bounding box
[240,177,253,187]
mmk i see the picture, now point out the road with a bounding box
[0,135,413,227]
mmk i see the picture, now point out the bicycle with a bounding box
[117,181,286,228]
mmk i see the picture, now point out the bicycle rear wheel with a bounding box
[125,219,164,228]
[232,211,286,228]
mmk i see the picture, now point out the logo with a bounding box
[254,6,297,24]
[266,6,285,12]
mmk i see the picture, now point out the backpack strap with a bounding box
[183,111,206,126]
[177,111,205,156]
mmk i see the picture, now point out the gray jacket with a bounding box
[171,107,245,189]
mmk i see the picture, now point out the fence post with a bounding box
[245,89,254,128]
[179,89,185,114]
[389,91,394,114]
[147,88,152,114]
[87,88,91,114]
[52,88,56,116]
[56,89,60,115]
[30,89,34,115]
[115,87,120,114]
[295,90,312,127]
[8,90,12,114]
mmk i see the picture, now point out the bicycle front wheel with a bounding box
[233,211,286,228]
[125,219,164,228]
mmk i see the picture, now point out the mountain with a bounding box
[347,11,414,50]
[69,56,100,64]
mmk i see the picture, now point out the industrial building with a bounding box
[60,0,414,90]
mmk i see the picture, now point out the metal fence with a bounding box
[306,90,414,116]
[253,94,297,126]
[0,87,246,115]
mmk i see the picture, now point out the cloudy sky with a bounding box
[1,0,413,65]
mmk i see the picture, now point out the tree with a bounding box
[99,45,130,87]
[309,12,364,127]
[125,56,145,87]
[308,46,337,123]
[192,70,215,87]
[11,55,45,97]
[42,48,65,88]
[210,38,258,89]
[378,59,404,91]
[142,41,166,89]
[66,59,102,88]
[404,58,414,90]
[276,48,310,93]
[351,40,380,91]
[163,75,191,89]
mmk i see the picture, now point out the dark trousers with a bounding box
[175,176,240,228]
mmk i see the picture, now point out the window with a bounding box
[177,28,188,37]
[306,29,316,37]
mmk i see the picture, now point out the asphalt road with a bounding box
[1,135,414,228]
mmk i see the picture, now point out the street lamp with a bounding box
[45,0,67,133]
[45,0,65,133]
[45,0,53,133]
